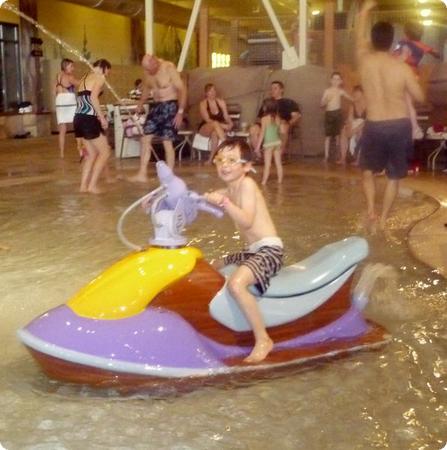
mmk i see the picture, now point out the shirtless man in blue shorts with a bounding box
[356,0,424,231]
[129,54,187,182]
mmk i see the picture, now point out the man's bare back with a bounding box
[360,52,423,121]
[356,1,423,121]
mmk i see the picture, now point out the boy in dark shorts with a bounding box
[205,139,283,363]
[321,72,352,162]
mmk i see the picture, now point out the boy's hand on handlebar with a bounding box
[204,191,226,207]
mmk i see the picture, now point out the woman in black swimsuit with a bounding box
[198,83,233,163]
[55,58,80,158]
[73,59,112,194]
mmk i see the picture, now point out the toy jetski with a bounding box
[18,162,391,392]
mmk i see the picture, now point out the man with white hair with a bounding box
[129,54,187,182]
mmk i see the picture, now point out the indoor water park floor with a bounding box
[0,136,445,450]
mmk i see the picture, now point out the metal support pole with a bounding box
[177,0,202,72]
[260,0,300,69]
[145,0,154,54]
[260,0,291,52]
[299,0,307,65]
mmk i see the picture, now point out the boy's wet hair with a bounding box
[371,21,394,51]
[93,59,112,73]
[61,58,74,71]
[331,71,342,79]
[404,21,423,41]
[216,138,252,162]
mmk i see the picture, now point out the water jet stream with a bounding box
[1,0,122,103]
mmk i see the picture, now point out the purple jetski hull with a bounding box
[18,302,389,389]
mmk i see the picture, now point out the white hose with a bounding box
[116,187,164,251]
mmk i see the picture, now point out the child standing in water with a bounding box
[394,21,440,139]
[254,98,283,185]
[321,72,352,162]
[205,139,284,363]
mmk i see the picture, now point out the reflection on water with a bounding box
[0,155,446,449]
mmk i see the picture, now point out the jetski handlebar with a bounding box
[188,192,224,219]
[117,162,223,250]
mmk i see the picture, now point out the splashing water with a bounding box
[1,0,122,103]
[352,263,397,310]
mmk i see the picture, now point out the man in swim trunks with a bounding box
[249,81,301,156]
[129,54,187,182]
[355,0,424,231]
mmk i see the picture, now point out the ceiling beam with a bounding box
[61,0,200,29]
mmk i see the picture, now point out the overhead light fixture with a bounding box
[420,8,431,17]
[422,19,433,26]
[311,9,321,15]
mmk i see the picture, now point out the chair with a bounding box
[114,105,141,159]
[426,126,447,171]
[120,112,144,159]
[191,133,211,161]
[174,130,194,161]
[120,115,194,162]
[227,103,242,131]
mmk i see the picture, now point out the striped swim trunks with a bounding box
[223,244,284,295]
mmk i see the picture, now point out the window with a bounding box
[211,52,231,68]
[0,22,22,112]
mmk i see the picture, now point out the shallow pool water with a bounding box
[0,155,446,449]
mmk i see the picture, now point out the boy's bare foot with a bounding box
[127,174,149,183]
[244,337,273,364]
[335,159,345,165]
[79,186,88,193]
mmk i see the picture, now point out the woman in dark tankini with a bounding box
[73,59,112,194]
[198,83,233,163]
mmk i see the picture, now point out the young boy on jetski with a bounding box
[205,138,283,363]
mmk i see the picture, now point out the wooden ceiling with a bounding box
[162,0,447,30]
[165,0,299,18]
[63,0,447,27]
[164,0,447,18]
